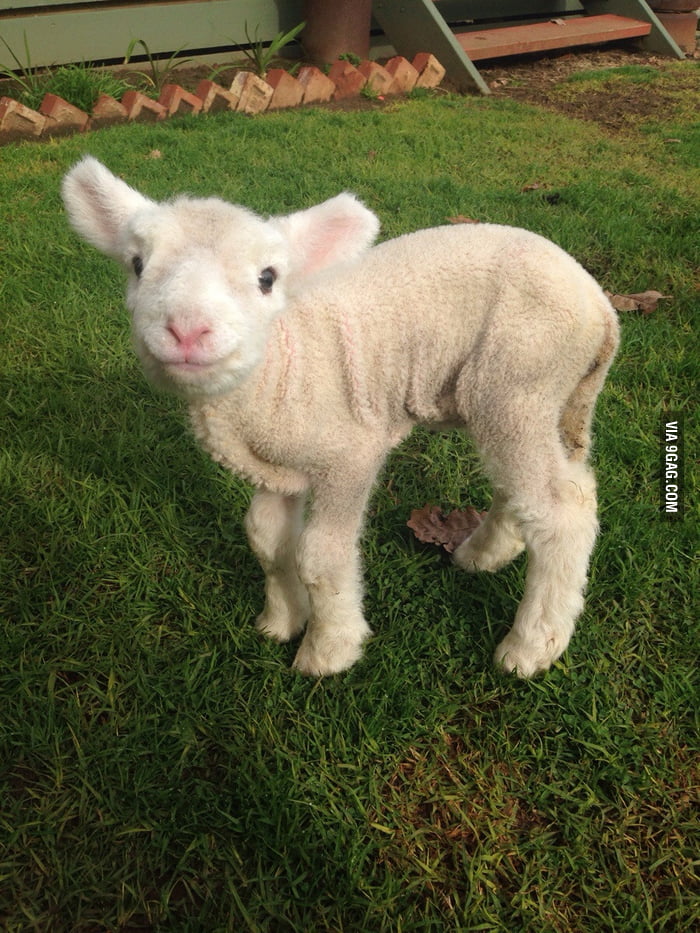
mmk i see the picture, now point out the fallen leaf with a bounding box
[522,181,547,191]
[407,505,487,553]
[605,292,641,312]
[447,215,480,224]
[148,149,162,159]
[605,289,671,315]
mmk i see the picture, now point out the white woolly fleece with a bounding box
[63,157,618,678]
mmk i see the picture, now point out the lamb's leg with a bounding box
[244,489,309,642]
[493,324,615,673]
[494,459,598,677]
[292,478,375,676]
[454,490,525,572]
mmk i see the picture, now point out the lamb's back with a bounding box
[289,223,607,425]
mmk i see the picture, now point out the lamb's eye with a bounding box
[258,267,276,295]
[132,256,144,278]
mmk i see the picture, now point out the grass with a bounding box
[0,66,698,931]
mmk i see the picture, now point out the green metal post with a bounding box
[372,0,492,94]
[583,0,686,57]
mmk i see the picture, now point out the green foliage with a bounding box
[235,20,305,79]
[0,34,129,112]
[123,38,194,95]
[360,81,381,101]
[44,64,131,114]
[0,71,698,931]
[0,31,45,109]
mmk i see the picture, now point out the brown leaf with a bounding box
[605,289,671,315]
[407,505,487,553]
[447,215,480,224]
[522,181,548,192]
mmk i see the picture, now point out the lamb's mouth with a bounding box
[161,347,240,378]
[165,360,216,376]
[153,350,248,396]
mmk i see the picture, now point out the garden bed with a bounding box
[0,52,446,144]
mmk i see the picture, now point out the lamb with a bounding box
[61,156,619,678]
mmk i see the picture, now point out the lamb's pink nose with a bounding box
[167,322,212,359]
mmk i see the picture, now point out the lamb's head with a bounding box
[62,157,380,398]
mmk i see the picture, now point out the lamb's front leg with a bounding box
[244,489,309,642]
[292,481,374,677]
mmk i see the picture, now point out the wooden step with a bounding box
[456,14,652,62]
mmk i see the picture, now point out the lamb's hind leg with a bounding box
[492,323,615,674]
[494,455,598,676]
[460,390,599,676]
[244,489,310,642]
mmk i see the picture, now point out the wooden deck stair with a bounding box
[372,1,686,95]
[455,13,651,62]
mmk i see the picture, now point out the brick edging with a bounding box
[0,54,446,146]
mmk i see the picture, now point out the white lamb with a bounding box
[62,156,619,678]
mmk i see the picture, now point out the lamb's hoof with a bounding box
[292,628,370,677]
[255,611,306,644]
[494,630,564,678]
[454,533,524,574]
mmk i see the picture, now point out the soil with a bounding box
[168,44,698,131]
[476,45,699,131]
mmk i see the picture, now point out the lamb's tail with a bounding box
[559,297,620,462]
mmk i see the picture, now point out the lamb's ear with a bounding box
[62,156,152,259]
[271,193,380,280]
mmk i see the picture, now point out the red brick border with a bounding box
[297,66,336,104]
[266,69,305,110]
[0,97,47,141]
[0,54,445,146]
[385,57,420,94]
[121,90,167,123]
[195,80,238,112]
[357,61,394,96]
[158,84,203,117]
[90,94,129,128]
[40,94,91,136]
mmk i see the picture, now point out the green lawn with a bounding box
[1,68,698,931]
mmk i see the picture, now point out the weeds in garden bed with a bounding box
[231,20,305,79]
[0,71,697,931]
[1,34,131,111]
[123,38,194,96]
